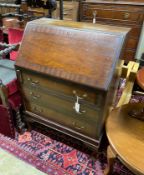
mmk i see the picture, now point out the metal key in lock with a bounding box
[74,96,85,114]
[93,11,97,24]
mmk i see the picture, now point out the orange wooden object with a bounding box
[106,103,144,175]
[136,67,144,90]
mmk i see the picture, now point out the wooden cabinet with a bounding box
[79,1,144,61]
[15,18,129,149]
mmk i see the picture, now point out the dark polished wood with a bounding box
[15,18,129,149]
[79,0,144,62]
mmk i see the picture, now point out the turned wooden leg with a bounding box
[15,109,26,134]
[104,145,116,175]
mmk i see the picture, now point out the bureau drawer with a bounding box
[25,102,100,139]
[114,11,142,23]
[22,86,102,139]
[81,5,144,24]
[21,71,104,105]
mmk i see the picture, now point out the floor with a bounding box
[0,148,46,175]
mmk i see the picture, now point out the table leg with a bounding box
[104,145,116,175]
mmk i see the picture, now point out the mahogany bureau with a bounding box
[79,1,144,62]
[15,18,129,149]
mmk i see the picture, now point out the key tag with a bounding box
[74,96,85,114]
[75,96,81,113]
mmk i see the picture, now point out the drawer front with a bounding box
[22,86,103,139]
[26,102,100,139]
[21,71,105,106]
[114,11,142,23]
[81,4,144,24]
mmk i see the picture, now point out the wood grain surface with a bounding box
[106,103,144,175]
[79,0,144,61]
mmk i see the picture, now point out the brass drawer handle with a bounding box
[72,90,87,98]
[27,77,39,86]
[72,122,85,130]
[32,106,43,113]
[123,13,130,19]
[29,92,41,100]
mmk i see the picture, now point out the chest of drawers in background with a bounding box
[79,1,144,62]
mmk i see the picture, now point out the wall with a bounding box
[136,22,144,60]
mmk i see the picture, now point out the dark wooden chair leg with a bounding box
[15,108,26,134]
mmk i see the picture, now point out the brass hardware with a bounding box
[27,77,39,86]
[123,13,130,19]
[31,81,39,86]
[27,77,31,81]
[72,90,77,95]
[29,92,41,99]
[83,93,87,98]
[32,106,43,113]
[72,90,87,98]
[72,122,85,130]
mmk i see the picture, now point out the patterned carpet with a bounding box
[0,123,136,175]
[0,79,143,175]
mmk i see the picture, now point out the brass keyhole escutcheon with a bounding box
[124,13,130,19]
[27,77,39,86]
[32,106,43,113]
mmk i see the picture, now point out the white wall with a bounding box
[136,22,144,60]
